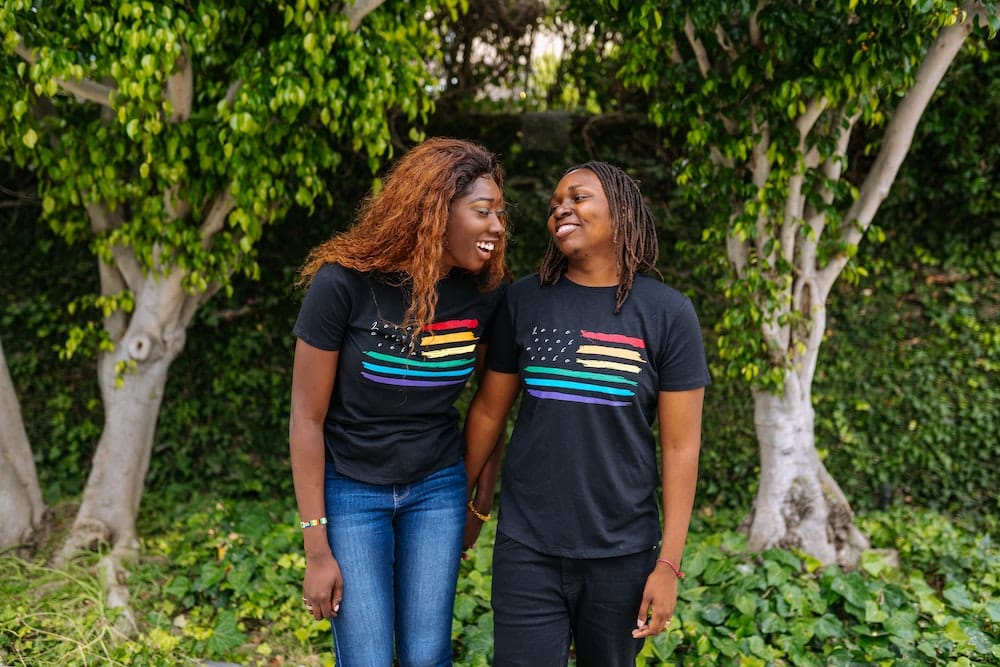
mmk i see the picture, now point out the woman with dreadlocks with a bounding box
[463,161,710,666]
[289,137,508,666]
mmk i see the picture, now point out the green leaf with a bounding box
[206,610,245,654]
[700,602,728,625]
[942,618,968,643]
[942,584,974,611]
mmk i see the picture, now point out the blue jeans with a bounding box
[491,531,656,667]
[324,460,466,667]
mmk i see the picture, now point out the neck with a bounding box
[564,263,619,287]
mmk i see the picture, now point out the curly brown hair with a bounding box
[539,160,659,313]
[299,137,508,330]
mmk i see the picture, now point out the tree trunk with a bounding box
[0,337,46,552]
[56,281,189,565]
[744,373,869,567]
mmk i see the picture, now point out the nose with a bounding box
[488,211,504,234]
[551,201,571,219]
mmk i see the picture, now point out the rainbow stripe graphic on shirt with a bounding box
[361,318,478,388]
[522,327,645,407]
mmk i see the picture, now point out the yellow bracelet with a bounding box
[467,500,491,522]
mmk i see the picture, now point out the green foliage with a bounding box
[4,105,997,521]
[3,504,996,666]
[558,0,998,393]
[815,226,1000,515]
[636,508,999,666]
[0,0,452,347]
[453,520,497,666]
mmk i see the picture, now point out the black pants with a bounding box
[491,531,656,667]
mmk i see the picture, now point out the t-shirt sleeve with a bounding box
[292,263,353,351]
[485,293,518,373]
[480,281,507,339]
[658,295,711,391]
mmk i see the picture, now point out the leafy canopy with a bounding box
[559,0,998,390]
[1,0,460,297]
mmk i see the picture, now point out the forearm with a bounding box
[656,387,705,569]
[289,418,331,558]
[463,402,506,497]
[469,432,504,511]
[659,443,700,564]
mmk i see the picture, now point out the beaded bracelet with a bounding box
[466,500,491,522]
[656,558,685,579]
[299,517,328,529]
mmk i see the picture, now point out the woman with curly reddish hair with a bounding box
[289,137,508,666]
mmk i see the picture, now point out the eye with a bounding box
[475,209,491,217]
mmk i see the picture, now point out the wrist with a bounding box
[467,499,492,522]
[656,557,685,579]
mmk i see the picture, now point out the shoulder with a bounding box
[313,262,358,286]
[631,275,695,308]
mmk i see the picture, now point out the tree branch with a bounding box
[343,0,387,30]
[165,43,193,122]
[15,40,116,108]
[749,119,771,263]
[199,191,237,248]
[749,0,768,48]
[823,5,978,286]
[683,15,712,77]
[714,24,739,62]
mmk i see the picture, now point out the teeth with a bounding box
[477,242,495,252]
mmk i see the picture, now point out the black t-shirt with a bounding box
[294,263,503,485]
[488,274,711,558]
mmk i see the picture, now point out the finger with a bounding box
[331,579,344,616]
[634,597,653,630]
[632,616,670,638]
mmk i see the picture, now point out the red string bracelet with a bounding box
[656,558,685,579]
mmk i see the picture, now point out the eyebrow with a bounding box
[467,196,500,205]
[549,183,587,204]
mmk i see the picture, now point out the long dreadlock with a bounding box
[538,161,660,313]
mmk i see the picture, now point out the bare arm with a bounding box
[633,387,705,638]
[462,347,510,550]
[289,338,343,619]
[467,346,505,505]
[463,369,520,494]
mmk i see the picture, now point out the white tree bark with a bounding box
[739,6,984,567]
[56,273,188,562]
[0,337,46,552]
[745,372,869,567]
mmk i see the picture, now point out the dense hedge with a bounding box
[1,109,996,528]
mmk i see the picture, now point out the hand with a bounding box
[631,566,679,638]
[302,551,344,620]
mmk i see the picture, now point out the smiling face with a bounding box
[440,176,505,275]
[546,168,617,280]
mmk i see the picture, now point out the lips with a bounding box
[554,222,579,239]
